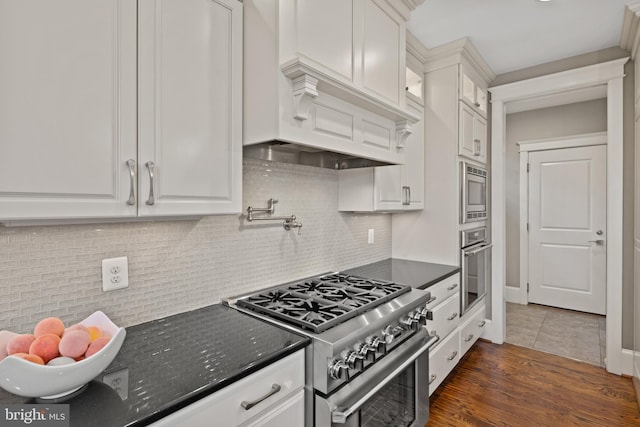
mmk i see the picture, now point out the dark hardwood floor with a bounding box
[427,341,640,426]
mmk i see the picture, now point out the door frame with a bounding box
[488,58,629,375]
[517,132,608,306]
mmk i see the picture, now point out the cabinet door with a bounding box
[473,114,487,164]
[458,103,475,159]
[0,0,137,221]
[138,0,242,216]
[360,0,404,104]
[403,102,424,209]
[374,166,404,210]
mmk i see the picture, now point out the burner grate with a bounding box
[236,273,411,333]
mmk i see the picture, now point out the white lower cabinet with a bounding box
[428,329,460,395]
[425,273,486,396]
[459,302,487,356]
[150,350,305,427]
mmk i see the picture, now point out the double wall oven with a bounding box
[230,273,437,427]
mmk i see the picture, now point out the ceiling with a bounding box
[407,0,635,76]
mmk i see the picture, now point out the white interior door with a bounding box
[528,144,606,315]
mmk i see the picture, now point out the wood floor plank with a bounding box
[427,341,640,426]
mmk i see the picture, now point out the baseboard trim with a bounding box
[505,286,521,304]
[619,348,634,376]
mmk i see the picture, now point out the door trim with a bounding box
[517,132,607,306]
[488,57,629,375]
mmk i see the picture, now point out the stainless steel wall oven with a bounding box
[460,161,488,223]
[461,227,491,315]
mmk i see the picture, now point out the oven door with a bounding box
[315,331,438,427]
[461,242,492,315]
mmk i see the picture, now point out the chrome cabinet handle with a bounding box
[126,159,136,206]
[241,383,281,410]
[427,296,437,304]
[447,283,458,291]
[447,313,458,321]
[464,334,474,342]
[447,351,458,361]
[145,161,155,205]
[588,239,604,245]
[473,138,481,156]
[429,374,437,385]
[407,186,411,204]
[402,186,410,205]
[478,320,486,328]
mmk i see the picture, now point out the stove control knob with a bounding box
[401,315,419,331]
[365,335,387,355]
[382,325,402,344]
[328,359,350,381]
[342,350,365,370]
[355,342,377,362]
[412,309,428,326]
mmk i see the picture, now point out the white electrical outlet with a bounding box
[102,256,129,292]
[368,229,374,244]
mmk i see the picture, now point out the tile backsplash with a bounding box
[0,159,391,333]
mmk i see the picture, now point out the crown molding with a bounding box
[406,30,428,67]
[423,37,495,83]
[620,3,640,59]
[385,0,425,21]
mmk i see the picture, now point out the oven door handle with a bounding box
[332,333,439,424]
[463,243,493,257]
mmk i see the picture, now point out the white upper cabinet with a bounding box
[338,97,424,212]
[458,102,487,164]
[0,0,138,221]
[459,64,488,118]
[244,0,420,166]
[0,0,242,223]
[137,0,242,217]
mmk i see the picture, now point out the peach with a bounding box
[6,334,36,355]
[85,337,110,358]
[65,324,89,335]
[87,326,102,341]
[34,317,65,338]
[0,330,19,361]
[29,333,61,363]
[12,352,45,365]
[58,330,91,358]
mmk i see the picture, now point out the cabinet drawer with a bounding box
[426,293,460,341]
[426,274,460,310]
[150,350,305,427]
[428,329,460,395]
[460,302,486,356]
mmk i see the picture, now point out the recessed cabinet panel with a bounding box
[458,102,487,164]
[0,0,137,219]
[363,120,392,150]
[313,103,355,141]
[362,0,401,104]
[296,0,353,81]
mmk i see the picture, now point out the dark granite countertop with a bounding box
[344,258,460,290]
[0,304,309,426]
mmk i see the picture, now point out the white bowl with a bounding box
[0,311,126,399]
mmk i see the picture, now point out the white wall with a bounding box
[0,159,392,333]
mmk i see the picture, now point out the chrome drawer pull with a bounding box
[427,296,436,304]
[464,334,474,342]
[126,159,136,206]
[447,283,458,291]
[429,374,437,385]
[447,351,458,361]
[145,161,155,205]
[447,313,458,321]
[241,383,281,410]
[478,320,486,328]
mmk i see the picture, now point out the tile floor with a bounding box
[505,302,606,366]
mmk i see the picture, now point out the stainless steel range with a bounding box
[230,273,437,427]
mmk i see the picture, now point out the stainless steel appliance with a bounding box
[461,227,491,315]
[460,161,488,223]
[229,273,437,427]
